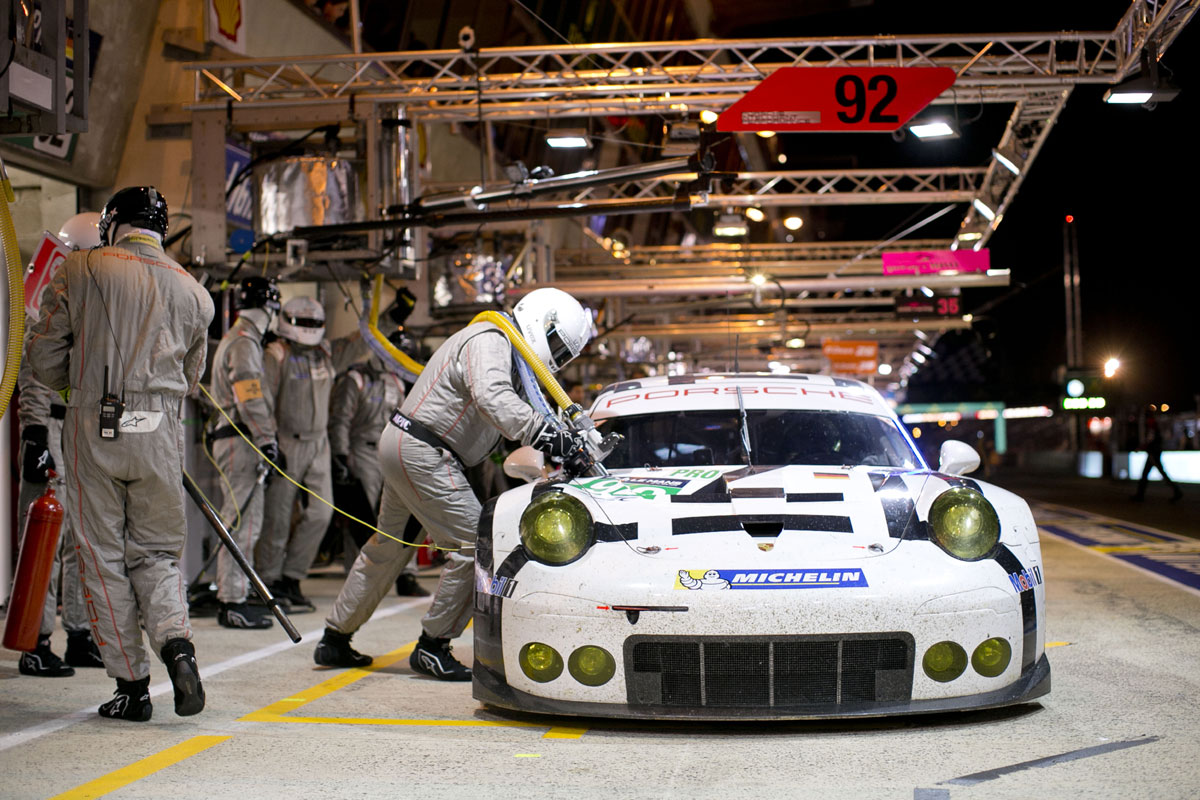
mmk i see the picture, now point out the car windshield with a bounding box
[597,409,922,469]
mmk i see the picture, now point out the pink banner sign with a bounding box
[882,249,990,276]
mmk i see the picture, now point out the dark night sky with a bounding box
[719,2,1200,411]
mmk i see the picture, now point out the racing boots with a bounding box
[409,633,471,681]
[217,601,274,629]
[269,577,315,614]
[313,628,373,669]
[98,677,152,722]
[161,638,205,716]
[18,636,75,677]
[65,630,105,668]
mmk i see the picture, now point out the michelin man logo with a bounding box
[678,569,730,590]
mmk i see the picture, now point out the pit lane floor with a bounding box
[2,480,1198,800]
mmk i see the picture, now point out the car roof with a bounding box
[589,372,897,419]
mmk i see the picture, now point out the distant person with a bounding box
[1131,407,1183,503]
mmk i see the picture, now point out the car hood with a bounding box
[565,464,953,558]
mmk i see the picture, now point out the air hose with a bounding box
[363,274,425,380]
[0,155,25,420]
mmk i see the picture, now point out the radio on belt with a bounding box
[99,365,124,440]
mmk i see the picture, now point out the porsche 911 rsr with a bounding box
[472,373,1049,720]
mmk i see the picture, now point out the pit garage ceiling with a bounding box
[179,0,1198,383]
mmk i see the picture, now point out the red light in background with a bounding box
[1065,214,1075,223]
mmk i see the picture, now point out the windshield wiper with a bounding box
[736,385,752,466]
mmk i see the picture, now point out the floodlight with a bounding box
[909,119,958,139]
[1103,61,1180,105]
[745,207,766,222]
[714,213,748,237]
[546,129,592,148]
[972,198,996,221]
[992,145,1024,175]
[783,215,803,231]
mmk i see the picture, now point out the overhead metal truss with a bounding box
[184,1,1198,121]
[425,167,988,208]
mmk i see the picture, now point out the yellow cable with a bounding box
[197,382,450,552]
[201,427,243,531]
[0,165,25,420]
[366,274,425,375]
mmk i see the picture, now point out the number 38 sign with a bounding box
[718,67,956,133]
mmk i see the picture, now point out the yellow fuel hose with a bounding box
[367,274,425,376]
[470,309,576,417]
[0,157,25,420]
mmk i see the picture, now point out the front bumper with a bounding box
[473,651,1050,721]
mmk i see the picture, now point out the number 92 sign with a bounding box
[717,67,956,133]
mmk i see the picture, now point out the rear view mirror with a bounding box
[504,446,546,483]
[938,440,981,476]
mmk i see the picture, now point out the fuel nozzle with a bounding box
[562,405,623,478]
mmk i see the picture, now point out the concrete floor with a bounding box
[2,496,1200,799]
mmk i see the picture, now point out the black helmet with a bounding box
[98,186,169,245]
[235,277,281,314]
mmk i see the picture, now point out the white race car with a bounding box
[472,373,1049,719]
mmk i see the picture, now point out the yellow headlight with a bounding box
[923,641,967,682]
[519,642,564,683]
[928,487,1000,561]
[971,637,1012,678]
[568,645,616,686]
[519,491,594,565]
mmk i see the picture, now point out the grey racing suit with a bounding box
[13,335,87,638]
[208,310,276,604]
[27,234,214,681]
[256,338,334,583]
[327,321,544,640]
[328,358,408,568]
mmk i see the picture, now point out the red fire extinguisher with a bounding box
[3,472,65,652]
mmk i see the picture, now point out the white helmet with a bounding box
[277,296,326,346]
[58,212,102,250]
[511,287,592,373]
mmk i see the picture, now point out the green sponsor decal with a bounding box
[572,476,682,500]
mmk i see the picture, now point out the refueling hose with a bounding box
[363,274,425,379]
[0,155,25,420]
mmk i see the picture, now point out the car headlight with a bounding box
[519,491,594,565]
[927,487,1000,561]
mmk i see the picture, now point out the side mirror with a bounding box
[938,440,981,476]
[503,446,546,483]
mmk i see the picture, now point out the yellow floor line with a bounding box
[1046,641,1072,648]
[48,735,231,800]
[240,640,587,739]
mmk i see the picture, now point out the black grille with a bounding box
[626,634,914,710]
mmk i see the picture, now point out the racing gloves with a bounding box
[332,453,354,485]
[261,439,287,472]
[533,423,592,479]
[21,424,54,483]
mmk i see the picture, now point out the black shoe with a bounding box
[217,601,274,629]
[313,628,373,668]
[65,630,105,668]
[98,677,153,722]
[409,633,471,681]
[161,638,205,716]
[395,573,430,597]
[247,590,292,612]
[270,577,315,614]
[19,637,75,677]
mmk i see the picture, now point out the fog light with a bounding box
[923,641,967,682]
[568,645,615,686]
[519,642,563,683]
[972,637,1012,678]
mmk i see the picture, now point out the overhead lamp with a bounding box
[546,129,592,149]
[714,213,748,237]
[783,215,803,231]
[908,119,958,139]
[911,351,927,364]
[699,110,719,124]
[756,130,776,138]
[1103,52,1181,105]
[992,145,1024,175]
[745,207,766,223]
[972,198,996,221]
[957,231,983,241]
[749,272,767,286]
[786,337,805,349]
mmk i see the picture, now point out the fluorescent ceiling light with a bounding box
[546,129,592,148]
[972,198,996,221]
[1103,90,1153,104]
[957,231,983,241]
[992,146,1023,175]
[1102,72,1180,105]
[909,120,957,139]
[714,213,748,237]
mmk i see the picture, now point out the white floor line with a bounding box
[0,597,427,753]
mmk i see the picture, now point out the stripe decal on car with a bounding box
[672,514,853,535]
